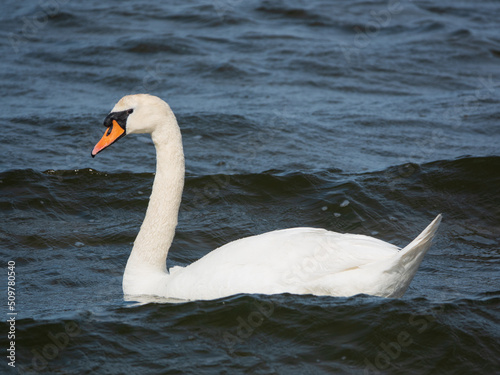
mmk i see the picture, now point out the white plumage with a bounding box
[92,94,441,301]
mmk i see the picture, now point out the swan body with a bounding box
[92,94,441,301]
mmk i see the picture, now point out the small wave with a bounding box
[2,155,498,228]
[121,37,199,55]
[255,3,332,26]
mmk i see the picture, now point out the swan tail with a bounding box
[380,214,442,298]
[397,214,442,263]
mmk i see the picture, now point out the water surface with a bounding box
[0,0,499,374]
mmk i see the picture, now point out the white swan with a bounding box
[91,94,441,301]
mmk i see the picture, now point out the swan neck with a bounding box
[125,124,184,274]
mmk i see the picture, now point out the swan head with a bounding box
[91,94,175,157]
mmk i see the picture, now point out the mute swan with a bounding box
[91,94,441,301]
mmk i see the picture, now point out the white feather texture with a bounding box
[104,94,441,301]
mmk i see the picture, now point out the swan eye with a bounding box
[103,109,133,129]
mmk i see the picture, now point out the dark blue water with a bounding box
[1,1,499,374]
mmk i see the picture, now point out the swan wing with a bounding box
[165,228,399,300]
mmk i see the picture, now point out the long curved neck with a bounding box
[124,122,185,275]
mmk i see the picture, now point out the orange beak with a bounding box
[91,120,126,157]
